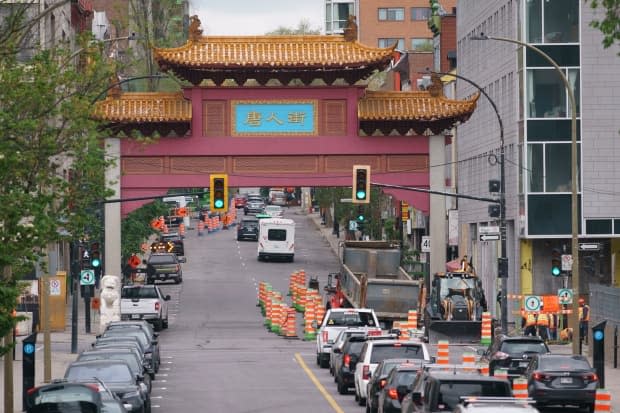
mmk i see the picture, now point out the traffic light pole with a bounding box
[70,241,79,354]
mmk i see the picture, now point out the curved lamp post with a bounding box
[472,33,579,353]
[422,70,509,334]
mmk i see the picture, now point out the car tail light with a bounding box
[388,388,398,400]
[533,372,552,382]
[362,365,370,380]
[492,351,509,360]
[175,265,180,272]
[582,372,598,383]
[26,386,38,395]
[322,331,329,343]
[155,302,160,311]
[379,379,387,389]
[344,354,351,368]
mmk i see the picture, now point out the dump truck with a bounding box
[419,265,488,344]
[324,241,422,329]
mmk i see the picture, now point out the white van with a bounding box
[257,218,295,262]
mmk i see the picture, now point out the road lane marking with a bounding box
[294,353,344,413]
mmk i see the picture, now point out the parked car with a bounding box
[77,349,152,393]
[99,327,161,374]
[366,358,425,413]
[91,338,155,378]
[524,353,598,411]
[105,320,157,342]
[64,360,150,413]
[120,285,170,331]
[376,362,422,413]
[237,217,259,241]
[263,205,283,218]
[353,339,431,406]
[481,335,550,380]
[145,252,185,284]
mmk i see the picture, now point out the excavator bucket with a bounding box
[426,320,482,344]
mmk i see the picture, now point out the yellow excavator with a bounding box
[419,263,487,344]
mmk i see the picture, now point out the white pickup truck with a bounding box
[315,308,380,368]
[120,285,170,331]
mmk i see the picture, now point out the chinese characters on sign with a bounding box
[233,101,316,135]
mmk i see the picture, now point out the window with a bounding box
[326,1,354,32]
[267,229,287,241]
[411,38,433,52]
[378,38,405,49]
[527,143,580,193]
[411,7,431,21]
[527,69,566,118]
[526,0,579,43]
[378,7,404,21]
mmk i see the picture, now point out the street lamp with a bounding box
[422,69,508,334]
[472,33,579,353]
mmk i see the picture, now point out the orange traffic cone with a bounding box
[436,340,449,364]
[282,307,298,339]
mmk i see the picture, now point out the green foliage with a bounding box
[120,200,169,262]
[265,19,321,35]
[589,0,620,50]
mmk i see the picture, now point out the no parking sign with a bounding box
[524,295,542,312]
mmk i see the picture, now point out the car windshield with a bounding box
[78,353,140,374]
[94,340,143,352]
[540,356,591,371]
[326,312,376,327]
[437,381,509,411]
[439,277,476,299]
[65,363,133,383]
[242,221,258,229]
[500,341,548,354]
[148,255,175,264]
[370,345,423,363]
[121,287,158,299]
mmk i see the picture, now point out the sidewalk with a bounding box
[307,210,620,409]
[0,292,97,412]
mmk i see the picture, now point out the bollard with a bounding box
[594,389,611,412]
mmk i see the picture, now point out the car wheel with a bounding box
[319,357,329,369]
[174,276,181,284]
[366,401,371,413]
[145,399,152,413]
[163,314,169,329]
[316,353,320,366]
[153,318,163,332]
[337,378,347,395]
[358,396,366,407]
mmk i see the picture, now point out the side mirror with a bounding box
[178,257,187,263]
[164,295,171,301]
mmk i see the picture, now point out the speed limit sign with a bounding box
[524,295,542,312]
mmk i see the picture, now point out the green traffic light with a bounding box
[356,190,366,200]
[551,266,561,277]
[214,199,224,209]
[91,258,101,268]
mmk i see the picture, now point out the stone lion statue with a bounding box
[99,275,121,333]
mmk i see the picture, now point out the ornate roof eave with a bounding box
[153,15,395,86]
[357,74,480,135]
[91,91,192,136]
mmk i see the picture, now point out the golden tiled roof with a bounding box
[92,92,192,123]
[358,90,480,122]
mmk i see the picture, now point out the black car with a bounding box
[524,353,599,411]
[367,358,424,413]
[237,217,259,241]
[25,381,104,413]
[146,253,185,284]
[77,349,152,393]
[334,335,367,394]
[481,335,550,380]
[99,328,160,374]
[91,338,155,379]
[64,360,150,413]
[376,362,423,413]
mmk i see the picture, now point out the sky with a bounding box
[190,0,325,35]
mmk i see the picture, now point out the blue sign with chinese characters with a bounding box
[232,101,316,135]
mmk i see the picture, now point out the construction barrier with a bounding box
[197,220,205,236]
[494,368,509,379]
[282,307,298,339]
[399,321,411,341]
[477,362,490,376]
[315,298,325,325]
[288,271,298,296]
[594,389,611,412]
[462,352,476,372]
[512,378,528,399]
[481,312,492,345]
[270,301,283,334]
[436,340,449,365]
[304,299,316,340]
[178,223,185,237]
[408,309,418,330]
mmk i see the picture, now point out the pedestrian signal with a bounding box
[210,174,228,212]
[352,165,370,204]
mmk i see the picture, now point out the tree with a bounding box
[0,5,114,356]
[265,19,321,35]
[588,0,620,50]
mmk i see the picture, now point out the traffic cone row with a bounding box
[258,282,299,339]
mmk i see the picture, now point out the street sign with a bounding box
[80,269,95,286]
[579,243,600,251]
[348,220,358,231]
[524,295,542,312]
[561,254,573,271]
[479,226,500,234]
[558,288,573,305]
[49,279,61,296]
[479,234,500,242]
[421,236,431,253]
[23,343,35,355]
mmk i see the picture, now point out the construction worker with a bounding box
[524,311,537,336]
[578,298,590,345]
[536,310,550,341]
[520,307,527,330]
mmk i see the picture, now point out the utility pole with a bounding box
[4,266,14,413]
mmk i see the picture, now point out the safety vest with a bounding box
[548,313,557,329]
[525,313,537,327]
[579,305,590,321]
[537,313,549,327]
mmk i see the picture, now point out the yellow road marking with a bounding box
[294,353,345,413]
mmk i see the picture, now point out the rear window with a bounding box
[326,312,376,327]
[267,229,287,241]
[500,340,548,355]
[29,385,99,406]
[343,340,365,355]
[540,356,591,371]
[393,371,417,386]
[379,360,405,376]
[121,287,158,299]
[438,381,510,410]
[148,255,176,264]
[370,344,423,363]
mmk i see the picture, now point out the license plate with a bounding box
[560,377,573,384]
[131,314,140,319]
[519,362,529,367]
